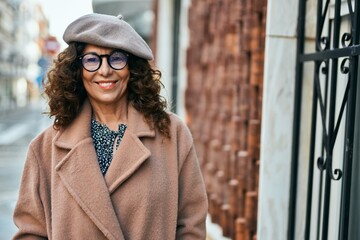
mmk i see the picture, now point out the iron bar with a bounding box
[315,67,329,154]
[300,45,360,62]
[347,0,355,28]
[339,0,359,238]
[317,0,331,51]
[305,61,320,240]
[331,78,350,149]
[288,0,307,237]
[321,0,342,238]
[314,3,332,236]
[317,60,330,240]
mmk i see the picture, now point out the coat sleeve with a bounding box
[13,145,48,239]
[176,144,208,239]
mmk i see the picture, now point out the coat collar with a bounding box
[54,99,155,149]
[54,99,153,240]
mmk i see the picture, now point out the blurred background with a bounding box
[1,0,359,239]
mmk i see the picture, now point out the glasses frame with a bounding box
[78,50,129,72]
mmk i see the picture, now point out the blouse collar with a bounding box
[54,98,155,150]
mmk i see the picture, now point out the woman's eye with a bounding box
[110,52,126,61]
[85,57,99,63]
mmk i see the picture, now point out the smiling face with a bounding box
[81,44,130,109]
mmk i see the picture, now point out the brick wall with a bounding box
[185,0,267,239]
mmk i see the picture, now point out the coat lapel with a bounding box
[53,100,155,239]
[105,105,154,194]
[55,140,124,240]
[54,100,125,240]
[105,131,151,194]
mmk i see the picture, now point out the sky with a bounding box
[34,0,94,49]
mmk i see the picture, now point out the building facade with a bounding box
[0,0,49,111]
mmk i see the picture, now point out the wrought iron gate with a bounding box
[289,0,359,239]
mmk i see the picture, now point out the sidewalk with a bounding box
[0,100,52,145]
[206,215,232,240]
[0,99,52,239]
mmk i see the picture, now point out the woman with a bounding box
[13,13,207,240]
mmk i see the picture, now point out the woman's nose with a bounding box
[98,57,112,76]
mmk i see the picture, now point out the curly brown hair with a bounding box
[44,42,171,138]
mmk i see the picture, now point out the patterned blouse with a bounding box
[91,118,127,175]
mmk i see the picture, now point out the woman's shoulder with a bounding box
[29,124,57,149]
[166,111,193,142]
[167,111,187,128]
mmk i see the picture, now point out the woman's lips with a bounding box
[96,81,118,90]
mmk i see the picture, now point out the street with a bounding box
[0,100,52,240]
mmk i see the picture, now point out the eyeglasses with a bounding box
[79,51,129,72]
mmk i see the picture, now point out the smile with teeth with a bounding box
[96,81,118,89]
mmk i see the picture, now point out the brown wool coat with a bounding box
[13,100,208,240]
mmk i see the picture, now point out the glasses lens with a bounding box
[109,51,128,70]
[82,54,100,71]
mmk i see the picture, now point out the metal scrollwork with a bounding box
[289,0,359,237]
[314,57,348,181]
[317,36,330,51]
[340,57,350,74]
[317,156,326,170]
[320,60,328,75]
[326,155,343,181]
[331,168,343,180]
[341,33,352,48]
[317,155,343,181]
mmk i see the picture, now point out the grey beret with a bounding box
[63,13,153,60]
